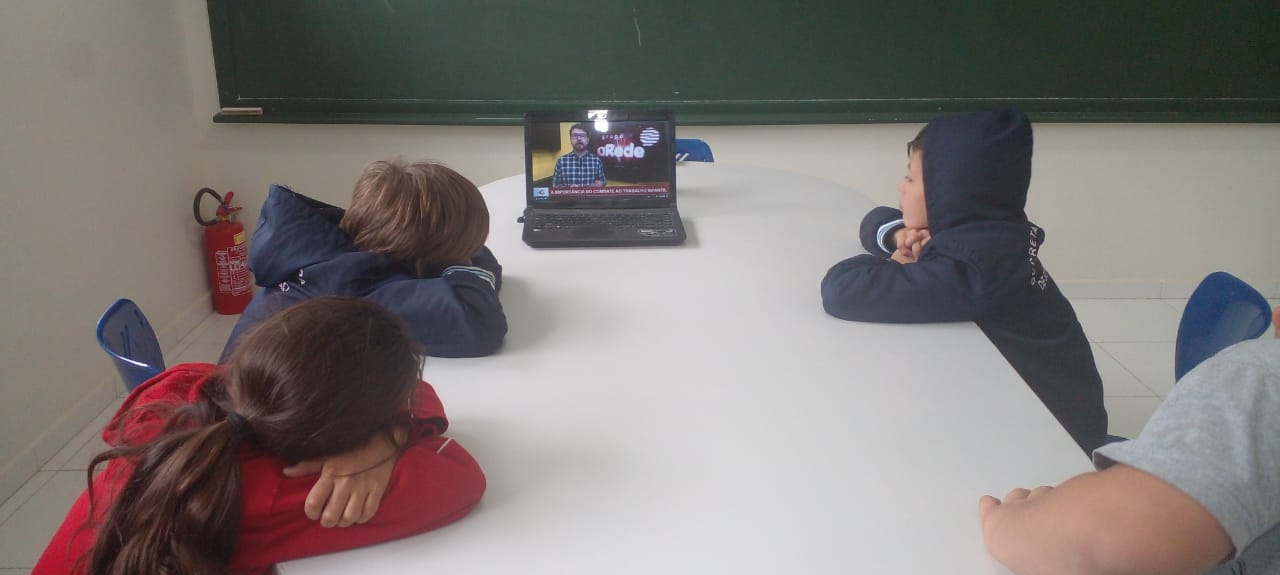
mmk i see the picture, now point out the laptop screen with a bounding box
[524,110,675,207]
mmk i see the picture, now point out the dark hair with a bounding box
[83,297,423,575]
[340,158,489,277]
[569,123,592,137]
[907,126,926,156]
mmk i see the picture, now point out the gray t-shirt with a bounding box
[1094,337,1280,574]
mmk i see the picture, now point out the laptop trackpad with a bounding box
[570,225,614,238]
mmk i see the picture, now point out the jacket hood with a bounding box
[248,185,356,286]
[921,109,1032,233]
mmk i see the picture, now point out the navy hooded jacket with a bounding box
[221,185,508,360]
[820,109,1106,454]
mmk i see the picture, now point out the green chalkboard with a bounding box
[207,1,1280,125]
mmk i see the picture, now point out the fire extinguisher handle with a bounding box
[194,188,224,226]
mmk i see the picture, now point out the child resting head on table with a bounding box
[35,297,486,575]
[221,157,507,361]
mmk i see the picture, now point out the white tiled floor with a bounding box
[0,312,240,574]
[1,298,1273,571]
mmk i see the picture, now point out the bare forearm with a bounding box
[982,468,1231,575]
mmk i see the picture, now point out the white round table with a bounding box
[282,163,1090,575]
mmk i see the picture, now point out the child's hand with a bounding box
[890,228,931,264]
[978,486,1054,540]
[283,427,407,528]
[892,227,912,252]
[908,230,931,259]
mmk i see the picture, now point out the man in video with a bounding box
[552,123,607,187]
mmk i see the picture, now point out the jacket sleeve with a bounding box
[820,252,986,323]
[470,245,503,291]
[232,436,486,573]
[248,186,355,287]
[370,268,508,357]
[859,206,906,258]
[230,381,486,573]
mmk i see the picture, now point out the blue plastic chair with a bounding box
[1174,271,1271,382]
[96,299,165,391]
[674,138,714,163]
[1102,272,1270,448]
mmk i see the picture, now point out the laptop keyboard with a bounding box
[531,211,674,230]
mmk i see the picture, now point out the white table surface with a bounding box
[281,163,1091,575]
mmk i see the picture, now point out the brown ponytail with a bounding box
[82,298,423,574]
[85,392,244,574]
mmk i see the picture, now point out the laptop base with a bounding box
[522,208,686,248]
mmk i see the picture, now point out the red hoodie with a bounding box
[33,363,485,575]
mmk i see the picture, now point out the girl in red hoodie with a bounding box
[34,297,485,575]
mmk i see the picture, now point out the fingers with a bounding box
[321,478,353,528]
[329,477,386,527]
[317,473,391,528]
[978,495,1005,539]
[300,433,403,528]
[902,229,931,259]
[304,476,334,522]
[360,486,383,524]
[337,485,363,528]
[978,495,1001,517]
[1003,487,1032,503]
[1002,486,1053,501]
[893,227,910,251]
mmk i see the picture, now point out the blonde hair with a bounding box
[340,159,489,276]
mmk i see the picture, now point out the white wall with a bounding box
[2,0,1278,503]
[188,120,1280,297]
[688,123,1280,294]
[0,1,210,498]
[180,0,1280,293]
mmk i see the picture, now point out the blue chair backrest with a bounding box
[674,138,714,163]
[1174,272,1271,381]
[96,298,165,391]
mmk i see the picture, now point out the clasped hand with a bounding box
[283,427,407,528]
[891,227,931,264]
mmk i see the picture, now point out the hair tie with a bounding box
[225,411,255,442]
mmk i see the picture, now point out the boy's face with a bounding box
[899,150,927,228]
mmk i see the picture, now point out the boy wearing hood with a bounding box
[820,109,1107,454]
[221,158,507,360]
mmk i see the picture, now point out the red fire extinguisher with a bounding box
[194,188,253,315]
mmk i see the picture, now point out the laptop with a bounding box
[522,109,686,247]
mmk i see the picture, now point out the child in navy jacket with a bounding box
[820,109,1107,454]
[222,159,507,360]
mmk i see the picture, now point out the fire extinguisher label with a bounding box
[215,244,251,296]
[233,230,245,245]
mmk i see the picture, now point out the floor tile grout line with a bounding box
[0,472,54,526]
[43,399,124,475]
[1094,342,1166,398]
[40,399,119,471]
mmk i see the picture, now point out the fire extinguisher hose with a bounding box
[193,187,225,226]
